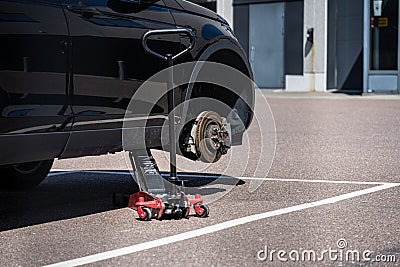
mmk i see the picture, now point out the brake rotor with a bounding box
[190,111,231,163]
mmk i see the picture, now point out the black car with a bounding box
[0,0,254,190]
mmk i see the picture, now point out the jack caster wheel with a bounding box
[173,208,183,219]
[181,207,190,219]
[138,207,152,221]
[194,204,209,218]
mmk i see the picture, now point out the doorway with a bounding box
[249,3,285,88]
[365,0,399,93]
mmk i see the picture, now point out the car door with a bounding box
[59,0,181,158]
[0,0,71,164]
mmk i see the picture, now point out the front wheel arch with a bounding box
[183,39,255,131]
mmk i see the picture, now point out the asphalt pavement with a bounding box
[1,91,399,266]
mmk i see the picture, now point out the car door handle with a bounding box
[67,5,100,16]
[142,28,195,61]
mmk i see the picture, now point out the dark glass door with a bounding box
[370,0,399,70]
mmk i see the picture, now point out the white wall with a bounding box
[217,0,233,27]
[286,0,328,92]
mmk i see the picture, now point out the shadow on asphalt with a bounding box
[330,89,362,95]
[0,171,244,232]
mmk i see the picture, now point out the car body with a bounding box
[0,0,254,189]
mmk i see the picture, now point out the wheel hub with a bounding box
[187,111,231,163]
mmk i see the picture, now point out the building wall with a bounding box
[233,3,249,56]
[229,0,398,92]
[233,0,304,88]
[217,0,233,26]
[285,1,304,76]
[328,0,364,91]
[285,0,328,91]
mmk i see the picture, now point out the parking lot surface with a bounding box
[1,92,399,266]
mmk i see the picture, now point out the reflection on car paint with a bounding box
[88,17,145,28]
[0,12,37,22]
[201,23,223,40]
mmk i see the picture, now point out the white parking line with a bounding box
[44,182,399,267]
[49,170,397,186]
[238,177,397,186]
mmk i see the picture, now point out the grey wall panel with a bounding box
[233,5,249,56]
[335,0,364,90]
[284,1,304,75]
[327,0,337,89]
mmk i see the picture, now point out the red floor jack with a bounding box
[126,29,209,221]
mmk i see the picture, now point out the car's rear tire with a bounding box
[0,159,54,191]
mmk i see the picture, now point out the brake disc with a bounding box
[189,111,231,163]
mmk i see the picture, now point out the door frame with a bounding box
[248,2,285,88]
[363,0,400,94]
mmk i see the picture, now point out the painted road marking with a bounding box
[238,177,397,186]
[44,182,399,267]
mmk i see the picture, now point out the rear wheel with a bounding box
[0,159,54,191]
